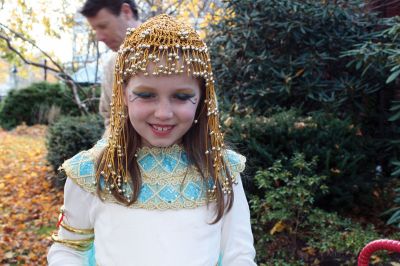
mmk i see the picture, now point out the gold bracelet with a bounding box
[51,233,94,251]
[56,205,94,235]
[60,221,94,235]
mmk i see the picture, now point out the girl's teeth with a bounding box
[153,126,171,131]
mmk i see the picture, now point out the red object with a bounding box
[56,212,65,228]
[358,239,400,266]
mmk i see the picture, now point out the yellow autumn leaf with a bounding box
[30,172,39,178]
[295,68,305,77]
[224,117,233,127]
[270,220,286,235]
[3,173,13,179]
[371,254,381,264]
[302,246,316,256]
[330,168,341,174]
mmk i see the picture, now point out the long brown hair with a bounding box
[184,80,235,222]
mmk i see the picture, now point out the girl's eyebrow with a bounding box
[130,86,197,94]
[130,85,156,92]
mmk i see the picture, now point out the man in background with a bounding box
[80,0,141,130]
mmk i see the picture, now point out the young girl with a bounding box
[47,14,256,266]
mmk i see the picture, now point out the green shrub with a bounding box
[343,19,400,229]
[384,185,400,228]
[385,100,400,228]
[0,82,79,129]
[208,0,388,116]
[343,16,400,92]
[251,153,397,264]
[46,114,104,187]
[224,108,380,211]
[206,1,400,263]
[251,152,327,263]
[0,82,101,130]
[208,0,396,216]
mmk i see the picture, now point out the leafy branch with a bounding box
[0,22,91,114]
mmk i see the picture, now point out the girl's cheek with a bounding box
[187,104,199,118]
[129,108,148,120]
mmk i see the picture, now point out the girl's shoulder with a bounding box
[59,138,107,194]
[224,149,246,177]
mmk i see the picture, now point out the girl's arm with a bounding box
[220,176,257,266]
[47,178,95,266]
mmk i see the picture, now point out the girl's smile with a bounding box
[149,123,175,137]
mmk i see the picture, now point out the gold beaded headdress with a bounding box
[96,14,233,198]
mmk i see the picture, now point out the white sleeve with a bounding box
[47,178,95,266]
[220,176,257,265]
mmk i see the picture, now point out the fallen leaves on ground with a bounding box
[0,126,63,265]
[10,123,48,137]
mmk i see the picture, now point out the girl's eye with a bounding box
[174,93,195,101]
[132,92,155,99]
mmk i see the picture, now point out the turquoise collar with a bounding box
[62,139,245,210]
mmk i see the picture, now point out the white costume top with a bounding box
[47,139,256,266]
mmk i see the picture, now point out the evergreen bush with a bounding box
[223,108,379,211]
[346,19,400,227]
[251,153,398,265]
[206,0,400,263]
[46,114,104,188]
[0,82,79,129]
[0,82,100,129]
[208,0,384,115]
[208,0,396,210]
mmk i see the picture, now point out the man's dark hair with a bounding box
[80,0,139,20]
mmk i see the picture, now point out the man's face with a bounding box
[87,8,129,51]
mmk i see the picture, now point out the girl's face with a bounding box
[124,71,201,148]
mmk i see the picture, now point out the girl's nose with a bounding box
[154,99,173,120]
